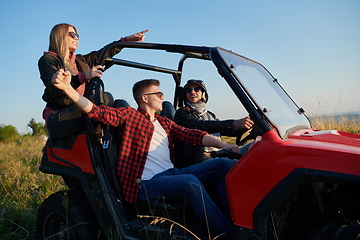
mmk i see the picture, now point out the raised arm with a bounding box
[125,29,150,42]
[52,69,94,113]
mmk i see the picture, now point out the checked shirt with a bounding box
[88,105,207,203]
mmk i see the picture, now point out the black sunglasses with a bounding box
[144,91,164,98]
[185,87,201,94]
[68,32,79,39]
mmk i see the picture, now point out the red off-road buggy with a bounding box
[36,41,360,239]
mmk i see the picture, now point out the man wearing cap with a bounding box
[174,79,254,168]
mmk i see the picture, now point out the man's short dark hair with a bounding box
[133,79,160,103]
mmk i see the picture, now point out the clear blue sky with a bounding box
[0,0,359,134]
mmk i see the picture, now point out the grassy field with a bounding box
[310,114,360,134]
[0,136,66,240]
[0,116,359,239]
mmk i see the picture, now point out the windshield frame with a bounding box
[210,47,312,138]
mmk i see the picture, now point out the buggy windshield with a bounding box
[217,48,311,138]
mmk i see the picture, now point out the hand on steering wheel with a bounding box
[236,125,264,146]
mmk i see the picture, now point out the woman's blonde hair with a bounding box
[48,23,78,69]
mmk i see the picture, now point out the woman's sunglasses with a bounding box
[185,87,201,94]
[68,32,79,39]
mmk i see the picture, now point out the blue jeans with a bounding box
[138,158,235,239]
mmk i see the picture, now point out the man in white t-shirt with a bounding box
[52,72,238,239]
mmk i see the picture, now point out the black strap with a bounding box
[84,77,106,105]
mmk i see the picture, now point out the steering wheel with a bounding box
[236,125,263,146]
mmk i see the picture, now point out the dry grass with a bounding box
[0,136,66,240]
[311,114,360,134]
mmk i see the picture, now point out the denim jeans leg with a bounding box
[138,159,235,239]
[179,158,235,228]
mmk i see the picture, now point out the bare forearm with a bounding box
[52,69,93,113]
[202,134,229,149]
[63,86,93,113]
[202,134,240,153]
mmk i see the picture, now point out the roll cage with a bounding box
[93,41,278,137]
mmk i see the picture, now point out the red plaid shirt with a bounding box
[88,105,207,203]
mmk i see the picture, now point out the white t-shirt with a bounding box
[141,119,174,180]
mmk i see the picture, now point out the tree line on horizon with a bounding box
[0,118,48,141]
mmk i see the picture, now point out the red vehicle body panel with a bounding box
[226,129,360,229]
[46,134,95,174]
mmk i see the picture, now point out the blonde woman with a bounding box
[39,23,149,138]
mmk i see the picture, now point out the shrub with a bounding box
[0,124,19,142]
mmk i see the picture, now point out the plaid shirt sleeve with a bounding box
[172,122,207,145]
[157,115,207,145]
[87,105,130,126]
